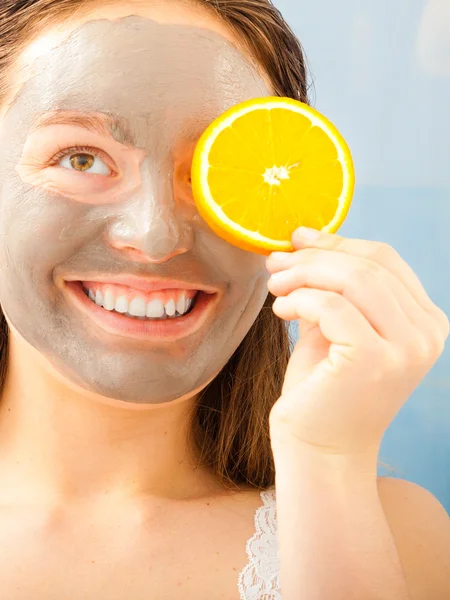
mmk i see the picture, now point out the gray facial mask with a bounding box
[0,16,270,403]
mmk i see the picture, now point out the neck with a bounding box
[0,333,221,505]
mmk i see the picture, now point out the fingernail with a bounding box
[294,227,321,241]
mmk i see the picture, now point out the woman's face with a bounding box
[0,1,271,404]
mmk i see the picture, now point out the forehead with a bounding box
[7,17,269,144]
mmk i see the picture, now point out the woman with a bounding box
[0,0,448,598]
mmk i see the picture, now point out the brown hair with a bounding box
[0,0,310,491]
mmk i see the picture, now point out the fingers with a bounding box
[267,250,418,343]
[267,229,447,330]
[273,287,381,352]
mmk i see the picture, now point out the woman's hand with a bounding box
[266,227,449,456]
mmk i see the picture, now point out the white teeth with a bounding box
[103,289,116,311]
[95,290,104,306]
[129,297,147,317]
[165,298,176,317]
[177,296,186,315]
[146,299,165,318]
[85,286,196,319]
[115,296,128,314]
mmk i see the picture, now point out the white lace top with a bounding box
[237,488,281,599]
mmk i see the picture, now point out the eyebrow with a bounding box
[30,111,137,147]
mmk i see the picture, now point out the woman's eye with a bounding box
[59,152,110,176]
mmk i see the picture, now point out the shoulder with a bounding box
[377,476,450,600]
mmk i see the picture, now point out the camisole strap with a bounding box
[237,487,281,599]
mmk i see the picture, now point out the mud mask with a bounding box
[0,17,270,403]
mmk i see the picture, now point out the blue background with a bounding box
[274,0,450,511]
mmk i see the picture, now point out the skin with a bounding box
[0,11,269,405]
[0,7,276,596]
[0,1,448,599]
[0,0,272,513]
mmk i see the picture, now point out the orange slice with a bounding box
[191,97,355,255]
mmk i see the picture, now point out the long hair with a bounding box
[0,0,310,491]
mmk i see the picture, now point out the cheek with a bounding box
[195,223,269,292]
[236,257,269,300]
[224,261,269,350]
[215,245,269,314]
[215,230,267,272]
[229,252,269,323]
[0,180,96,280]
[241,264,270,317]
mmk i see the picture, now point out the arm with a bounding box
[266,228,450,600]
[272,438,450,600]
[272,441,410,600]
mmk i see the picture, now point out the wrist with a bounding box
[270,432,379,481]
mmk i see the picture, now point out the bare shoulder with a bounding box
[377,476,450,600]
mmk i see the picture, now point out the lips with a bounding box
[64,274,219,295]
[63,278,219,341]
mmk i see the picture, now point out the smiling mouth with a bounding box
[64,280,218,341]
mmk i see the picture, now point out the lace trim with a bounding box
[237,488,281,600]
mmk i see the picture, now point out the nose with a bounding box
[105,160,194,264]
